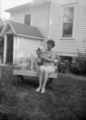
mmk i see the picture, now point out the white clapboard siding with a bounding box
[76,0,86,53]
[13,36,42,63]
[49,0,78,56]
[30,3,51,41]
[11,3,51,41]
[49,0,86,56]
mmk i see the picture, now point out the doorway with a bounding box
[0,37,4,63]
[6,34,13,64]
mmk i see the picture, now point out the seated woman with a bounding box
[36,39,56,94]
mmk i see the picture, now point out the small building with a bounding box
[1,20,43,64]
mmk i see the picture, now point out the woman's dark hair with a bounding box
[47,39,55,48]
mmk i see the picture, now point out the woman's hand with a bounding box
[41,56,52,62]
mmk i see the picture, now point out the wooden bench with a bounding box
[13,57,58,81]
[13,69,57,79]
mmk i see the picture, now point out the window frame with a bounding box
[61,3,77,40]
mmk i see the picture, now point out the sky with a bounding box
[1,0,33,19]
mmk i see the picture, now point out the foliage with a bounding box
[70,52,86,75]
[58,59,71,73]
[57,52,86,76]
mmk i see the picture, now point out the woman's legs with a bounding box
[36,65,55,93]
[41,66,55,93]
[41,70,48,93]
[36,66,44,92]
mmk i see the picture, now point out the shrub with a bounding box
[57,53,86,76]
[58,60,71,73]
[70,52,86,75]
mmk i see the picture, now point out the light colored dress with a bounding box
[39,49,56,74]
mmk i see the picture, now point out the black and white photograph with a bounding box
[0,0,86,119]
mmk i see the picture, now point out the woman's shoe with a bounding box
[36,87,41,92]
[41,89,45,94]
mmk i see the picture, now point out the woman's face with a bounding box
[47,43,52,50]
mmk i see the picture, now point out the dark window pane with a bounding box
[62,7,74,37]
[63,22,73,37]
[24,14,31,25]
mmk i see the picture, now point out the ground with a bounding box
[0,65,86,120]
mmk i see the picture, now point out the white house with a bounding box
[1,0,86,64]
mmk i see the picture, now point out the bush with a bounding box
[70,52,86,76]
[57,57,71,73]
[57,53,86,76]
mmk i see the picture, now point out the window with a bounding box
[62,7,74,37]
[24,14,31,25]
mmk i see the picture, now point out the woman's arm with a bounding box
[41,53,55,63]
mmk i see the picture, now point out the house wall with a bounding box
[9,0,86,57]
[76,0,86,53]
[13,35,42,63]
[10,3,51,45]
[49,0,86,56]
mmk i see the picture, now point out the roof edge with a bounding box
[7,21,16,34]
[5,0,51,13]
[16,33,44,40]
[1,21,16,36]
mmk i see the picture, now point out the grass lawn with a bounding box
[0,65,86,120]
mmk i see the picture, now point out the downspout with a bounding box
[48,0,53,39]
[44,0,53,49]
